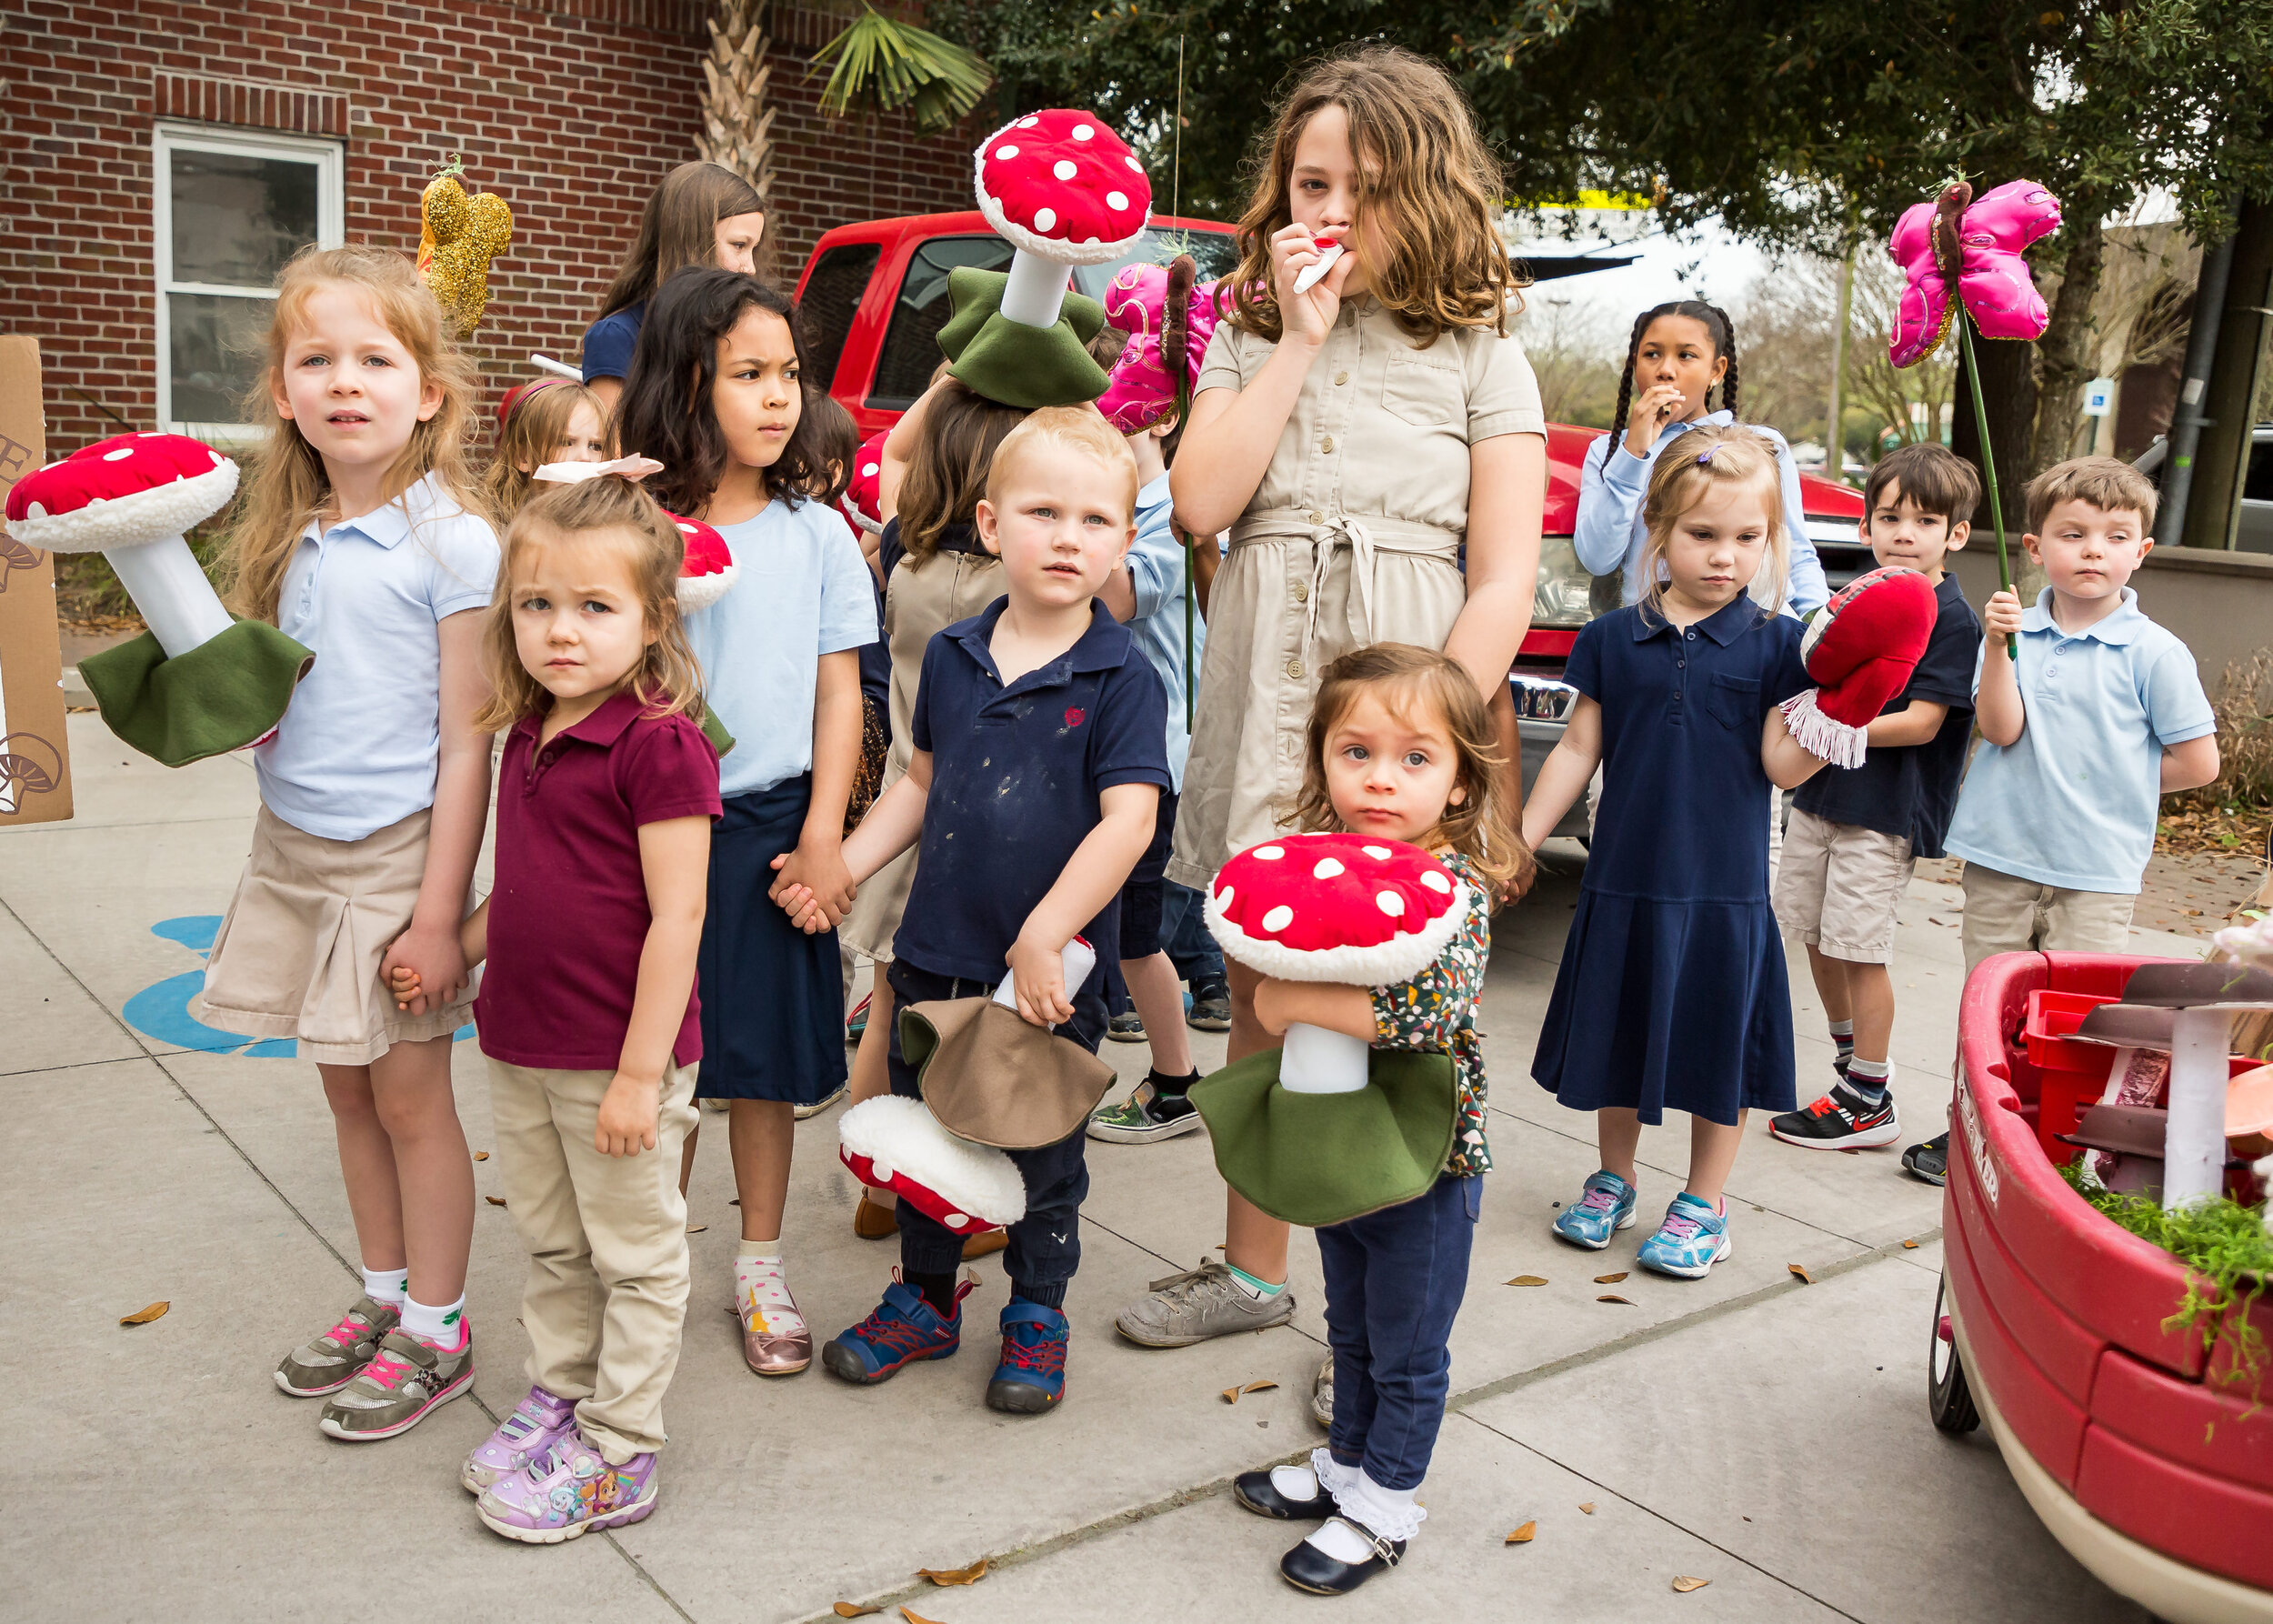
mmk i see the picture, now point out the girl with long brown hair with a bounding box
[1117,45,1549,1377]
[580,160,767,413]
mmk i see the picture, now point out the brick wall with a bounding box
[0,0,981,455]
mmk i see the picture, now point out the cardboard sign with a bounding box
[0,336,74,827]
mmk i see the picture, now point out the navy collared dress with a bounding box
[1532,596,1810,1126]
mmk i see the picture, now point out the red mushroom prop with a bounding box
[667,512,737,614]
[5,431,313,765]
[975,109,1153,330]
[1778,566,1938,767]
[837,1095,1026,1236]
[838,432,887,539]
[1207,833,1471,1093]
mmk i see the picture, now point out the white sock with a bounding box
[736,1242,806,1337]
[400,1293,466,1348]
[1269,1463,1321,1501]
[1303,1465,1426,1558]
[1224,1262,1285,1301]
[361,1265,408,1312]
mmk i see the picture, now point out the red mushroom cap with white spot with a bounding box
[836,1096,1026,1234]
[974,109,1153,266]
[667,510,737,612]
[1206,832,1470,985]
[5,431,238,554]
[838,431,886,536]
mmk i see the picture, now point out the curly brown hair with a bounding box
[1227,45,1520,346]
[1293,643,1531,897]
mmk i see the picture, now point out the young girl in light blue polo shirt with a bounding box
[616,266,876,1378]
[192,244,499,1443]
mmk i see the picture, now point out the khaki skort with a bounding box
[192,805,476,1065]
[1773,807,1915,965]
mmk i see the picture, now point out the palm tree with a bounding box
[811,3,991,134]
[696,0,776,196]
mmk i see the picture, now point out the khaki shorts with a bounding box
[1773,807,1916,965]
[1958,862,2136,975]
[192,805,476,1065]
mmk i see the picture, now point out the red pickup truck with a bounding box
[794,211,1867,813]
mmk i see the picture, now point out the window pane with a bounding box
[871,236,1014,408]
[800,244,880,395]
[170,147,320,288]
[2243,436,2273,504]
[168,292,274,424]
[1069,226,1241,303]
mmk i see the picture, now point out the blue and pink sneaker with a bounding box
[462,1384,576,1493]
[1551,1170,1637,1250]
[821,1276,972,1384]
[476,1432,656,1544]
[1637,1192,1734,1278]
[986,1298,1069,1414]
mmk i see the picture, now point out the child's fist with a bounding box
[1983,587,2026,643]
[386,964,426,1013]
[595,1072,659,1158]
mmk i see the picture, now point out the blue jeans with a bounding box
[885,959,1098,1301]
[1318,1173,1481,1491]
[1160,879,1225,987]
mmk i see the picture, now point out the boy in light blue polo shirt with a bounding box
[1914,457,2221,1182]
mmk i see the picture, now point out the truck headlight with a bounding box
[1531,534,1594,628]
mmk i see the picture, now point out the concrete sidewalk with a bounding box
[1,715,2192,1622]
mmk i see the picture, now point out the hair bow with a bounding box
[531,455,664,486]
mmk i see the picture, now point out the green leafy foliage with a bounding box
[813,5,994,134]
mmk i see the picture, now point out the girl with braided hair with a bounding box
[1574,301,1827,617]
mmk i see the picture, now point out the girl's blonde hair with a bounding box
[472,476,707,735]
[485,379,606,517]
[1637,424,1788,620]
[1228,45,1520,346]
[1295,643,1531,896]
[896,376,1027,565]
[225,244,487,625]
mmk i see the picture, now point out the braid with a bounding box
[1697,301,1739,416]
[1609,307,1653,447]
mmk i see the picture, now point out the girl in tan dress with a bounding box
[1115,46,1548,1362]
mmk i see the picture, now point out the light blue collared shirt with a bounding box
[1122,474,1203,790]
[1573,409,1828,617]
[1944,587,2214,894]
[255,472,499,841]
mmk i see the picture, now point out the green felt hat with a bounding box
[1188,1048,1459,1228]
[78,617,314,768]
[696,707,735,760]
[939,266,1110,410]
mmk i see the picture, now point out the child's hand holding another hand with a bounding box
[387,963,425,1012]
[769,839,856,932]
[595,1071,660,1158]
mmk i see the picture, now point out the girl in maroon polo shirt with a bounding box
[391,474,721,1542]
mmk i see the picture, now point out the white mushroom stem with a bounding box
[110,535,235,660]
[2161,1007,2230,1209]
[999,250,1073,329]
[993,937,1099,1023]
[1280,1021,1370,1095]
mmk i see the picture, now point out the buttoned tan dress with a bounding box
[1166,298,1547,893]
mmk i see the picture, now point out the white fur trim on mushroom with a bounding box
[837,1096,1027,1229]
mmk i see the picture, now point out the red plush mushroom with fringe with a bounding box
[1778,566,1938,767]
[667,512,736,613]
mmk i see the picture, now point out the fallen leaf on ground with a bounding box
[729,1198,739,1205]
[916,1556,988,1585]
[1506,1274,1549,1287]
[1788,1264,1814,1284]
[1673,1576,1711,1592]
[901,1609,944,1624]
[1902,1239,1919,1250]
[1578,1501,1596,1514]
[486,1196,507,1207]
[1593,1271,1627,1284]
[686,1223,707,1234]
[1505,1520,1537,1544]
[1597,1294,1636,1305]
[118,1301,168,1326]
[832,1604,880,1619]
[473,1150,488,1160]
[1220,1379,1279,1404]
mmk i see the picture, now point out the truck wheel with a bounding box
[1928,1274,1980,1434]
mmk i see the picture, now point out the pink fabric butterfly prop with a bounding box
[1097,255,1227,435]
[1887,180,2062,369]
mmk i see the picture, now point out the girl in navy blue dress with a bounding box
[1521,426,1832,1278]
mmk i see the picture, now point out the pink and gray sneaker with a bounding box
[275,1296,399,1398]
[462,1385,577,1494]
[476,1431,657,1544]
[318,1325,473,1440]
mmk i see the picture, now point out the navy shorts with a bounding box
[695,774,850,1105]
[1116,787,1177,961]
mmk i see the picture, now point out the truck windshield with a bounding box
[1068,226,1240,300]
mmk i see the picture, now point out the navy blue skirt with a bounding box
[1530,891,1795,1127]
[696,775,849,1104]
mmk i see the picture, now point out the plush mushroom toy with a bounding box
[1190,832,1477,1227]
[1777,565,1938,768]
[940,109,1154,410]
[837,1096,1026,1238]
[4,430,312,767]
[837,431,887,541]
[662,508,736,761]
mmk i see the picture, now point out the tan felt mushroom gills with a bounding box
[1207,833,1470,1095]
[974,109,1153,329]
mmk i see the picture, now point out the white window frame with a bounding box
[153,123,345,444]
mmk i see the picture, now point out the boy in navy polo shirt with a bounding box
[1770,444,1984,1151]
[791,406,1170,1413]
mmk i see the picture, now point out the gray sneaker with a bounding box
[319,1326,474,1440]
[795,1082,849,1120]
[275,1295,400,1398]
[1312,1353,1334,1428]
[1114,1261,1296,1348]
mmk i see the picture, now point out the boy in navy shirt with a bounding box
[792,406,1170,1413]
[1770,444,1984,1150]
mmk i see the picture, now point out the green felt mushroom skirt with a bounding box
[78,618,314,768]
[1188,1048,1459,1229]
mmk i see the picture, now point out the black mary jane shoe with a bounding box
[1233,1467,1337,1521]
[1278,1515,1407,1596]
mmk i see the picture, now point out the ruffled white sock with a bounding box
[1304,1465,1426,1560]
[735,1242,806,1338]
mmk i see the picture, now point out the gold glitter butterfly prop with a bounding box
[417,155,513,338]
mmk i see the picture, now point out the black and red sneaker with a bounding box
[1770,1083,1901,1149]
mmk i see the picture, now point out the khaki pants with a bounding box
[1958,863,2136,976]
[487,1057,700,1462]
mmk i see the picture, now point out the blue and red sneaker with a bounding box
[821,1275,970,1384]
[986,1298,1069,1414]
